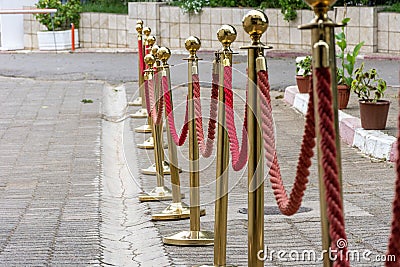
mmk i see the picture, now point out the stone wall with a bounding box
[377,11,400,53]
[24,12,136,49]
[23,4,400,54]
[128,3,400,54]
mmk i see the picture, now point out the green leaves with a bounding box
[351,62,387,102]
[34,0,82,31]
[335,17,364,87]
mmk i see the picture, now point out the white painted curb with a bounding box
[283,85,397,161]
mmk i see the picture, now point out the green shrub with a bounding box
[382,2,400,12]
[35,0,82,31]
[279,0,308,21]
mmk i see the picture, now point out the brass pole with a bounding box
[138,52,172,202]
[241,10,269,267]
[135,33,155,134]
[163,36,213,246]
[140,45,173,175]
[152,46,201,221]
[214,25,237,267]
[131,22,149,115]
[299,1,344,265]
[129,19,145,107]
[188,39,201,235]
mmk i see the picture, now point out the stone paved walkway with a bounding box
[128,83,396,266]
[0,52,397,266]
[0,77,102,265]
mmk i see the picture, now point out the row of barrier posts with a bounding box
[127,0,380,264]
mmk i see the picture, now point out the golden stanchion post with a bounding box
[152,46,203,220]
[129,19,145,108]
[138,53,173,202]
[140,45,174,176]
[299,0,344,266]
[137,44,168,150]
[241,10,270,267]
[163,36,214,246]
[197,25,237,267]
[135,33,156,134]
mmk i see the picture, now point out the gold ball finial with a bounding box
[136,23,143,34]
[144,54,156,67]
[303,0,336,8]
[147,35,156,47]
[143,27,151,37]
[157,46,171,64]
[185,36,201,56]
[151,45,159,57]
[137,19,143,25]
[242,10,269,43]
[217,24,237,48]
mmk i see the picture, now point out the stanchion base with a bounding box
[130,108,148,118]
[138,186,173,202]
[152,202,205,221]
[163,230,214,246]
[137,137,168,149]
[128,96,142,106]
[195,264,236,267]
[135,124,152,133]
[141,161,182,175]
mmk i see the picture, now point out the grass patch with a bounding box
[81,99,93,104]
[82,3,128,14]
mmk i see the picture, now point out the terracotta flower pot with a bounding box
[296,75,312,93]
[359,100,390,130]
[337,84,350,110]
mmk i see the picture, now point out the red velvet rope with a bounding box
[258,69,315,216]
[192,73,218,158]
[223,66,248,171]
[386,91,400,266]
[315,67,349,267]
[148,72,164,125]
[138,39,144,76]
[162,75,189,146]
[144,79,150,114]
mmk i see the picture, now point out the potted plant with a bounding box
[296,55,312,94]
[34,0,81,50]
[335,17,364,109]
[351,62,389,130]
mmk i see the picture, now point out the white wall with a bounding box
[0,0,38,50]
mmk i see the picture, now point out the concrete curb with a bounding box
[284,85,397,161]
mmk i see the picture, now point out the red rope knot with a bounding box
[192,73,218,158]
[223,65,248,171]
[162,75,189,146]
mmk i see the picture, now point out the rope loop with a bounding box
[163,75,189,146]
[148,72,164,125]
[258,69,315,216]
[223,65,248,171]
[192,73,218,158]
